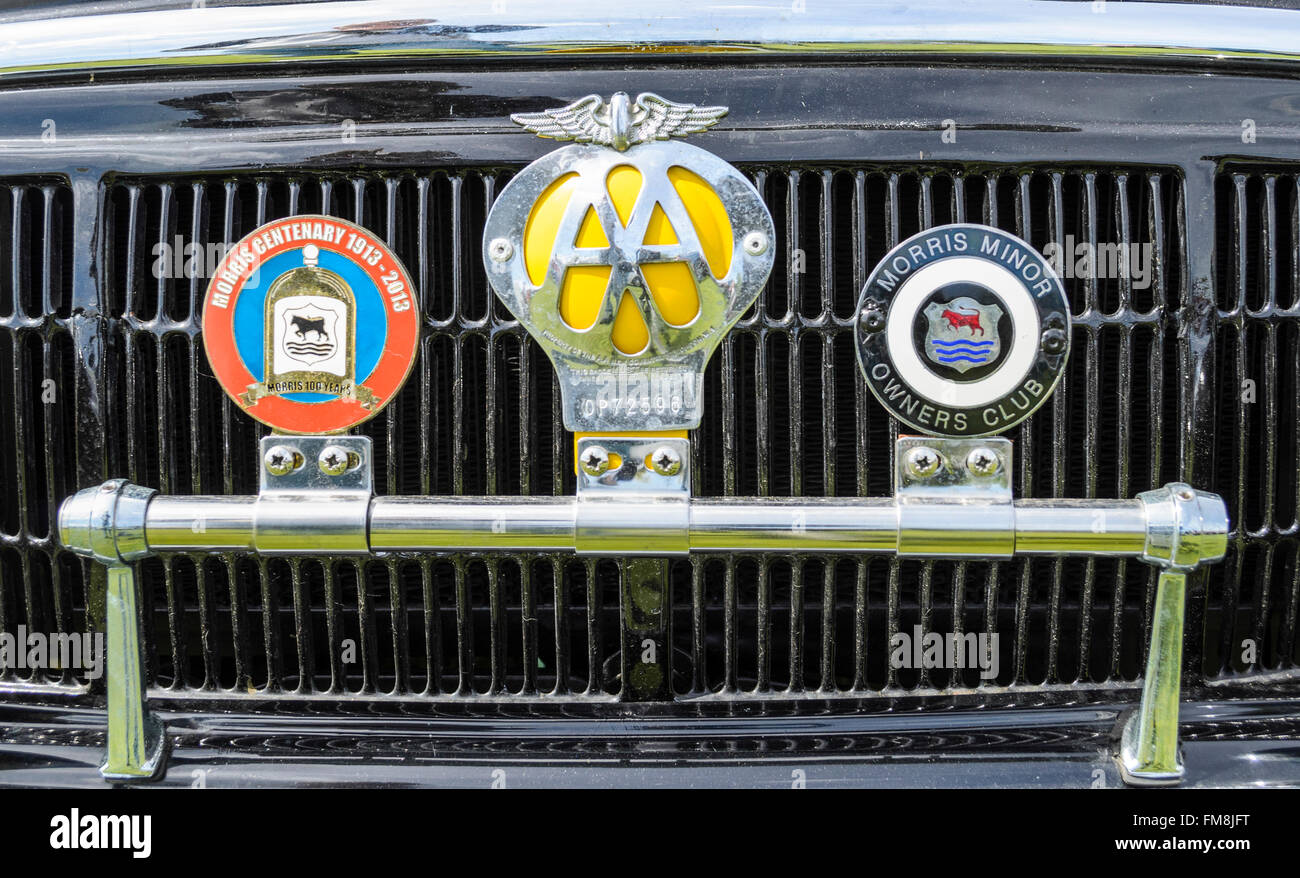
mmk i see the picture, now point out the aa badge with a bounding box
[202,215,419,434]
[481,92,775,432]
[855,223,1071,438]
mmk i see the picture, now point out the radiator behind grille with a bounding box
[2,166,1297,701]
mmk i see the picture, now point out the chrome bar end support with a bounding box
[58,479,166,782]
[1118,483,1228,786]
[59,478,154,565]
[1138,482,1229,572]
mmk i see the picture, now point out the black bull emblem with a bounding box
[290,314,330,341]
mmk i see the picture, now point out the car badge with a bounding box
[855,223,1071,438]
[482,92,776,432]
[202,215,419,435]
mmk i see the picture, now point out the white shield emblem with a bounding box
[922,296,1004,374]
[274,297,344,373]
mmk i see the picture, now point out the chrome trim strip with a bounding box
[64,480,1227,561]
[0,0,1298,78]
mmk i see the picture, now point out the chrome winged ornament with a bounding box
[510,91,727,151]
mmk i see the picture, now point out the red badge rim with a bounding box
[201,214,419,435]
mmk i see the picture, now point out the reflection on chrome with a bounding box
[0,0,1299,78]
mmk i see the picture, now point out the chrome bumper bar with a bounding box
[57,435,1228,786]
[68,484,1217,562]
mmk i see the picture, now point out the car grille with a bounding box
[0,182,81,688]
[1209,171,1300,680]
[1,163,1296,703]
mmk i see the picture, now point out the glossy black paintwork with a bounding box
[1,697,1298,787]
[3,63,1300,174]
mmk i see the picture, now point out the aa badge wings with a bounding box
[511,92,728,152]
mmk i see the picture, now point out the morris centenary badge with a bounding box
[482,92,776,432]
[202,215,419,434]
[855,223,1071,438]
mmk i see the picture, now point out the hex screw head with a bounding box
[488,237,514,262]
[966,446,1001,477]
[649,445,682,477]
[318,445,353,477]
[742,231,768,256]
[904,446,942,479]
[580,445,611,477]
[264,444,301,477]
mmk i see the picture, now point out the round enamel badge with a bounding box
[202,215,418,435]
[855,223,1071,438]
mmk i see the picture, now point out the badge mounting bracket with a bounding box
[895,436,1014,558]
[574,435,690,555]
[254,435,373,555]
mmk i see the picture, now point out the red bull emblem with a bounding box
[940,306,984,335]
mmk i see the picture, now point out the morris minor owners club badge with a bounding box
[202,215,419,434]
[482,92,776,432]
[855,223,1071,438]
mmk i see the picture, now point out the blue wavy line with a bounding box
[929,339,994,347]
[930,348,990,356]
[937,354,990,364]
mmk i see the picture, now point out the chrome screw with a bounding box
[648,445,682,477]
[742,231,768,256]
[488,238,514,262]
[318,445,353,477]
[1041,327,1068,354]
[904,446,942,479]
[263,444,301,477]
[580,445,611,477]
[859,300,886,333]
[966,446,1001,477]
